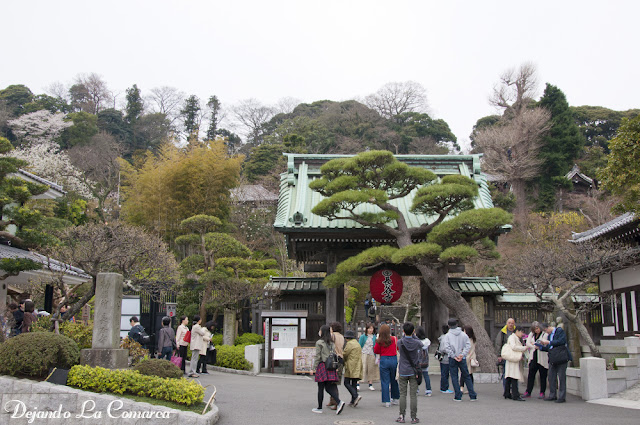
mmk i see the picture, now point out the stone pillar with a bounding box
[223,308,237,346]
[580,357,608,400]
[81,273,128,369]
[0,282,7,315]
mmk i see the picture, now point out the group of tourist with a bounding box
[4,299,37,337]
[128,314,217,377]
[314,319,478,423]
[496,317,570,403]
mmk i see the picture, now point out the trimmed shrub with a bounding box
[234,332,264,346]
[210,334,223,347]
[134,358,183,379]
[32,316,93,349]
[0,332,80,377]
[216,345,252,370]
[120,336,149,366]
[67,365,204,406]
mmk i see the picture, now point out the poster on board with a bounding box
[294,347,316,375]
[271,325,298,349]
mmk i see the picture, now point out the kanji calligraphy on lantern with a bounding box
[370,269,403,304]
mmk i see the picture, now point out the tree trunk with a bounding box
[511,179,528,224]
[553,298,600,358]
[416,265,498,372]
[61,277,97,323]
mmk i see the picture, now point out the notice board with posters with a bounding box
[294,346,316,375]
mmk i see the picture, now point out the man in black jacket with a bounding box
[538,323,569,403]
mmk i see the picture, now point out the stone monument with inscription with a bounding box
[80,273,128,368]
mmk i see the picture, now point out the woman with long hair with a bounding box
[175,315,189,373]
[358,322,379,391]
[461,325,479,393]
[313,325,345,415]
[374,323,400,407]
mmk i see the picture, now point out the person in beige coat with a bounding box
[460,326,480,393]
[503,326,528,401]
[188,315,206,377]
[524,321,549,398]
[343,330,363,407]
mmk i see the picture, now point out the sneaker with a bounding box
[353,395,362,407]
[441,389,453,394]
[425,390,432,397]
[411,419,420,424]
[369,385,376,391]
[357,384,360,390]
[396,415,406,423]
[391,399,399,405]
[312,408,323,414]
[336,401,346,415]
[470,398,477,402]
[523,391,531,398]
[200,371,209,374]
[453,398,462,402]
[384,402,391,408]
[538,392,545,399]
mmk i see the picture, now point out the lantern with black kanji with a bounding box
[369,269,403,304]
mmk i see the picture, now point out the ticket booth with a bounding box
[262,310,308,373]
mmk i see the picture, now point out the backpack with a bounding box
[139,329,151,345]
[419,346,429,369]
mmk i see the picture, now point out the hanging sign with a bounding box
[370,269,403,304]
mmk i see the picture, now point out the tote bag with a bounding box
[501,343,522,362]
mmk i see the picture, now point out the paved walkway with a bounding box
[194,372,640,425]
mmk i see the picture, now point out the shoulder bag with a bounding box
[501,342,523,362]
[548,344,570,365]
[325,343,340,371]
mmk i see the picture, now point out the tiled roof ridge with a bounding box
[18,169,66,193]
[571,212,637,242]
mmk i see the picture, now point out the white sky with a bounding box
[3,0,638,151]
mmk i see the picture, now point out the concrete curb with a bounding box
[0,375,219,424]
[207,365,258,376]
[586,398,640,410]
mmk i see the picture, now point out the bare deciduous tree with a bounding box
[510,239,640,357]
[490,62,539,118]
[42,221,179,322]
[68,131,123,221]
[275,96,301,115]
[231,98,275,145]
[71,73,112,114]
[473,108,551,220]
[147,86,186,125]
[364,81,428,121]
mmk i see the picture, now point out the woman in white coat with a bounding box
[188,315,206,377]
[524,321,549,398]
[503,325,528,401]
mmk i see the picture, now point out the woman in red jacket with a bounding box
[374,324,400,407]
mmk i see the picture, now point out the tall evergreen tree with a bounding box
[206,95,221,141]
[181,95,201,141]
[536,84,585,210]
[125,84,144,124]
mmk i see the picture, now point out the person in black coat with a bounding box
[538,323,570,403]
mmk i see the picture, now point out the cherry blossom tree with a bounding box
[8,110,71,146]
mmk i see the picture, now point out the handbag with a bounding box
[325,344,340,371]
[470,358,479,368]
[548,344,570,365]
[183,330,191,343]
[501,343,523,362]
[434,348,444,362]
[400,341,423,386]
[170,354,182,368]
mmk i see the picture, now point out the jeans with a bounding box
[188,349,200,375]
[160,346,172,361]
[344,377,359,403]
[548,362,567,401]
[421,368,432,392]
[449,357,477,400]
[526,361,548,394]
[399,375,418,419]
[440,361,450,391]
[317,382,340,409]
[379,355,400,403]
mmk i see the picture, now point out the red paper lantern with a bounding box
[370,269,403,304]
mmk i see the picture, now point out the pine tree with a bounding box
[536,84,585,210]
[181,95,201,141]
[206,95,221,141]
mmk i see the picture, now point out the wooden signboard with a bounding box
[293,346,316,375]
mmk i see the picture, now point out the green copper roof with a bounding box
[266,277,326,292]
[274,153,494,233]
[448,277,506,294]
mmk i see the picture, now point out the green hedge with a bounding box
[0,332,80,377]
[216,345,253,370]
[210,334,223,347]
[32,316,93,349]
[234,332,264,346]
[67,365,204,406]
[134,358,183,379]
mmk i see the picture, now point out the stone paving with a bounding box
[194,371,640,425]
